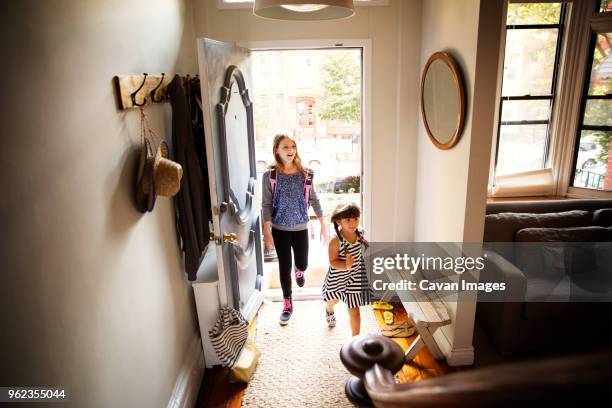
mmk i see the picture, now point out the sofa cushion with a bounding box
[515,226,609,242]
[514,227,609,282]
[484,210,592,243]
[541,245,596,278]
[486,199,612,215]
[484,210,592,262]
[593,208,612,227]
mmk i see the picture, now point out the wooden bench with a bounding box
[381,269,451,362]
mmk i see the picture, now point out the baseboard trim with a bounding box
[434,326,475,366]
[446,346,475,366]
[167,332,205,408]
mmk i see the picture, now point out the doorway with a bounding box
[249,44,368,299]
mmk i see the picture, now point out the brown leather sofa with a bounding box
[477,199,612,354]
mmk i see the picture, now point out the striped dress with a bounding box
[322,237,371,309]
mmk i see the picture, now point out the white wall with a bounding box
[414,0,480,243]
[414,0,504,365]
[191,0,422,241]
[1,1,201,406]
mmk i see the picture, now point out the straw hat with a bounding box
[136,137,156,212]
[154,140,182,197]
[135,138,182,213]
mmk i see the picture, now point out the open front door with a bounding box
[198,38,263,322]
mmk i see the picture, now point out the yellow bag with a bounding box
[228,333,261,383]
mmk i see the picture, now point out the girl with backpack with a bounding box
[262,134,329,325]
[322,202,370,336]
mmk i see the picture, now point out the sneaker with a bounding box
[295,268,305,287]
[279,297,293,326]
[326,310,336,328]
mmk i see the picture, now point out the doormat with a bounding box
[241,300,379,407]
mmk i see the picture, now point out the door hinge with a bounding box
[209,232,221,245]
[212,202,229,216]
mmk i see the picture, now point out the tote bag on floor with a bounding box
[208,307,248,367]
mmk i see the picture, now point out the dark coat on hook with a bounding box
[168,74,210,281]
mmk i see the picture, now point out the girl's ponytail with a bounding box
[333,221,341,239]
[333,221,347,257]
[356,228,369,249]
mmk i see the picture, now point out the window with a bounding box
[494,2,566,177]
[296,97,316,128]
[571,5,612,191]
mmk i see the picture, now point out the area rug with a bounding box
[241,300,380,407]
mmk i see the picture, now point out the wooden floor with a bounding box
[195,302,453,407]
[372,303,454,382]
[194,366,247,408]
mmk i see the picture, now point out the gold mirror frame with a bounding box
[420,52,466,150]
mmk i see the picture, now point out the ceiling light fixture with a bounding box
[253,0,355,21]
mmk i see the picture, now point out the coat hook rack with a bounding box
[131,73,149,107]
[150,73,166,103]
[113,73,197,110]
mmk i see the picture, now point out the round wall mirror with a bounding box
[420,52,466,150]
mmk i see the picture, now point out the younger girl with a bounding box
[262,134,329,326]
[322,202,370,336]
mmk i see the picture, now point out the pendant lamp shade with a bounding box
[253,0,355,21]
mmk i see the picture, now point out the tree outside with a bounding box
[319,52,361,124]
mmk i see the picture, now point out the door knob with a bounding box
[223,232,238,242]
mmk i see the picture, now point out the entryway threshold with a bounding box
[264,287,323,301]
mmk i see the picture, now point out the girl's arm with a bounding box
[309,179,330,243]
[329,237,353,270]
[309,181,323,217]
[317,216,329,244]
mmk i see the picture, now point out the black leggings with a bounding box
[271,228,309,298]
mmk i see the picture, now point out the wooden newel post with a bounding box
[340,335,405,407]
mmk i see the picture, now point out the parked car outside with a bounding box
[333,174,360,194]
[576,136,604,170]
[255,142,330,174]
